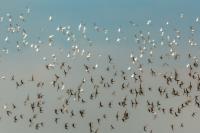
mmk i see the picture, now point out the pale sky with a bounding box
[0,0,200,133]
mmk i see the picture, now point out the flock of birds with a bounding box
[0,7,200,133]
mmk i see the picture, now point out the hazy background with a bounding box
[0,0,200,133]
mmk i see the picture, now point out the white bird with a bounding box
[116,37,121,43]
[49,16,53,21]
[26,7,30,14]
[42,57,47,61]
[4,37,8,42]
[146,20,152,25]
[196,17,199,22]
[78,23,82,31]
[0,75,6,80]
[3,105,7,110]
[117,27,121,33]
[127,66,131,71]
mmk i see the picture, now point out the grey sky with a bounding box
[0,0,200,133]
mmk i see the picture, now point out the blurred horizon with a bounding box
[0,0,200,133]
